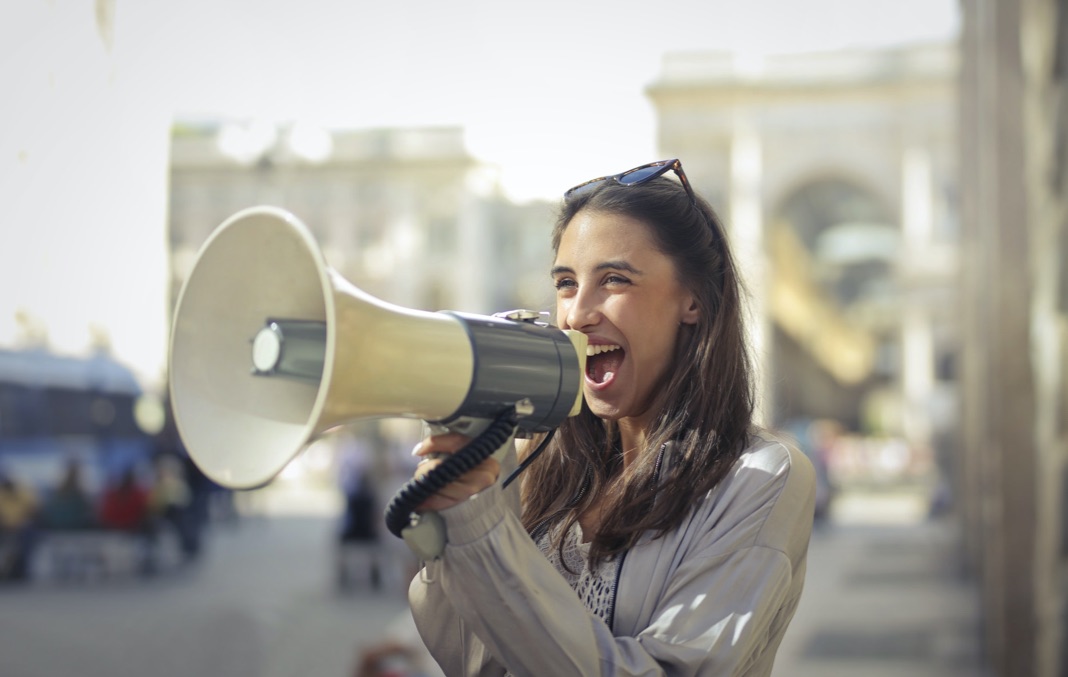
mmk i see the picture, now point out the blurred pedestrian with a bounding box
[0,466,39,581]
[149,453,200,561]
[98,466,149,531]
[336,433,382,589]
[99,466,155,574]
[39,458,97,531]
[781,417,840,525]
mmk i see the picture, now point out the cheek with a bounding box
[633,313,682,370]
[555,299,570,328]
[642,329,680,370]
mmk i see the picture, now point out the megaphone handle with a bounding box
[401,418,495,562]
[384,409,518,560]
[401,509,448,562]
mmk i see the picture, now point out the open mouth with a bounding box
[586,344,623,385]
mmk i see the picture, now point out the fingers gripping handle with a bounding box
[384,410,518,561]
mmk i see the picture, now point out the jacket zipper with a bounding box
[608,442,668,631]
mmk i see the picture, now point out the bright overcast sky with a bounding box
[150,0,960,202]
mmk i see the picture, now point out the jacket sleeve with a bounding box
[410,483,626,677]
[408,569,506,676]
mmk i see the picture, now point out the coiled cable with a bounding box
[384,406,519,539]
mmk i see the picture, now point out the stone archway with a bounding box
[768,177,898,430]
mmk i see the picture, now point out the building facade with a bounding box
[646,43,960,459]
[168,123,555,321]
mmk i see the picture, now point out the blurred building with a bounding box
[957,1,1068,676]
[647,43,959,457]
[167,123,555,319]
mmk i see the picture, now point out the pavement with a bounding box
[772,488,990,677]
[0,484,991,677]
[0,513,415,677]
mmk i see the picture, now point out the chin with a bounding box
[584,393,633,422]
[584,397,620,421]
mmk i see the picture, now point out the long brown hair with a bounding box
[520,175,756,565]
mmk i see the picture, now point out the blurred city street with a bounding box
[0,509,413,677]
[773,488,988,677]
[0,482,988,677]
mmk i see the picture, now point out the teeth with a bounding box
[586,344,621,356]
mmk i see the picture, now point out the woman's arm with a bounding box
[410,483,623,676]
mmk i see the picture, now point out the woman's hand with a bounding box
[412,432,501,512]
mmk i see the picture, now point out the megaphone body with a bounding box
[169,207,586,555]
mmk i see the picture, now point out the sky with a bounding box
[0,0,959,387]
[146,0,960,201]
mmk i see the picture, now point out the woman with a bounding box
[408,159,816,676]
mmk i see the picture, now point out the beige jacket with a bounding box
[409,433,816,676]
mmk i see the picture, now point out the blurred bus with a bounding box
[0,348,156,495]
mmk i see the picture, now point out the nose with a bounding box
[561,286,601,332]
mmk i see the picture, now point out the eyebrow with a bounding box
[550,260,644,277]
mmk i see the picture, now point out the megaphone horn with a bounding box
[168,206,586,490]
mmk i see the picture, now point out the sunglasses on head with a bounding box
[564,158,697,204]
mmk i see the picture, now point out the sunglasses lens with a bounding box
[617,164,667,186]
[565,178,605,199]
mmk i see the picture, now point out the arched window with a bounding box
[775,178,898,307]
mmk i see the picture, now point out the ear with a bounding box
[680,295,700,325]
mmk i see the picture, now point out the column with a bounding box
[729,110,769,424]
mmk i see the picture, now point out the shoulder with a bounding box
[688,431,813,499]
[734,431,815,489]
[726,432,816,554]
[678,432,815,559]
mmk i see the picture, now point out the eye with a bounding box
[554,277,577,291]
[604,274,631,286]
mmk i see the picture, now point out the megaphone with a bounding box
[169,206,586,555]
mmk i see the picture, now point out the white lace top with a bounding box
[536,522,619,626]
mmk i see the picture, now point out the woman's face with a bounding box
[552,210,698,426]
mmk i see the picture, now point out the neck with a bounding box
[617,417,651,469]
